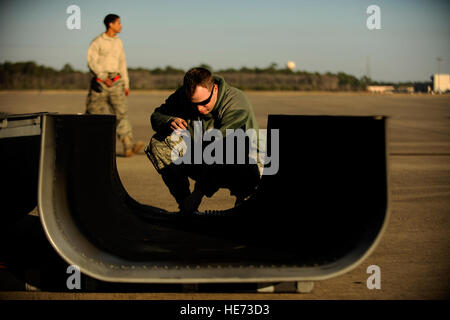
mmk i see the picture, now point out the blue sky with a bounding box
[0,0,449,82]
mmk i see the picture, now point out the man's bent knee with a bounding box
[145,134,176,173]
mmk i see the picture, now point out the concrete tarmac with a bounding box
[0,91,448,299]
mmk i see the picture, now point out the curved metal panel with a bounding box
[38,114,390,283]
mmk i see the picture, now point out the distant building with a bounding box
[395,86,414,94]
[367,86,395,94]
[432,74,450,93]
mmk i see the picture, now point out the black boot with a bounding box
[160,165,191,212]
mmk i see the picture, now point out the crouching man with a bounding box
[145,67,262,213]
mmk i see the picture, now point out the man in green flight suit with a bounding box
[146,67,262,213]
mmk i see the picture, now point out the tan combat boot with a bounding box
[123,136,144,157]
[132,140,144,155]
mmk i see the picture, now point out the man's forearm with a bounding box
[151,111,173,134]
[88,67,107,80]
[87,44,107,80]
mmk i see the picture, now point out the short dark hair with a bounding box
[183,67,214,98]
[104,14,120,30]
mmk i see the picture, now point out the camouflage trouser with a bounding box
[145,133,182,173]
[85,76,133,146]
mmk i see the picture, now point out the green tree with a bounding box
[61,63,75,73]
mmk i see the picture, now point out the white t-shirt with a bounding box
[87,32,130,88]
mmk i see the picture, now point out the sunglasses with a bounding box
[191,83,215,107]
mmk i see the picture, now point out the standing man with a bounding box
[86,13,143,157]
[146,67,262,213]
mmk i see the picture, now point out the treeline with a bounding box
[0,62,90,90]
[0,61,381,91]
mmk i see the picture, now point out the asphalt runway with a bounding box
[0,91,449,299]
